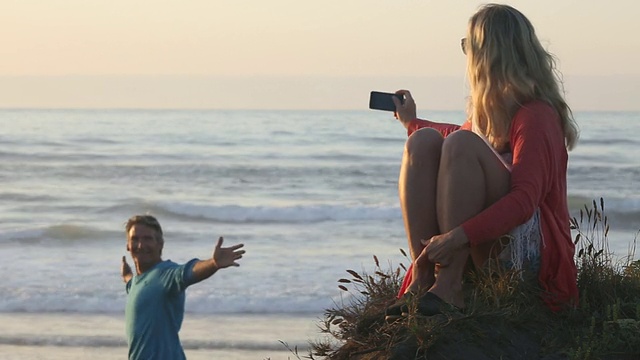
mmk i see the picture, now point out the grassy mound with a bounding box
[286,199,640,360]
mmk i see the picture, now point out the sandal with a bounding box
[416,292,463,316]
[384,292,415,323]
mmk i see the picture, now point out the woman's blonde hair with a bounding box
[466,4,579,150]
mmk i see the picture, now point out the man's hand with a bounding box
[393,89,417,129]
[192,236,245,283]
[121,256,133,283]
[212,236,245,269]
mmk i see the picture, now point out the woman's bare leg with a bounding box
[398,128,444,293]
[429,130,510,308]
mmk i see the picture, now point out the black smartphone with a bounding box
[369,91,404,112]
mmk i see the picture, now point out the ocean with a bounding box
[1,108,638,359]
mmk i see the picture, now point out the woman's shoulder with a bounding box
[511,100,564,143]
[513,100,560,128]
[516,100,557,118]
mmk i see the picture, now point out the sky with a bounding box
[0,0,638,110]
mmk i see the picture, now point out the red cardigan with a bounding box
[402,101,578,310]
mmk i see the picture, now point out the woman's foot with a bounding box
[384,291,415,322]
[385,291,463,323]
[415,292,463,316]
[427,283,465,310]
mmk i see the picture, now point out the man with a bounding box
[120,214,245,360]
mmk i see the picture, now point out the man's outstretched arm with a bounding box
[121,256,133,283]
[192,237,245,283]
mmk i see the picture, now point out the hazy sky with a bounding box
[1,0,638,110]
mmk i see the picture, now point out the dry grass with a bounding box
[275,198,640,360]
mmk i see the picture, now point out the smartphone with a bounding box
[369,91,404,112]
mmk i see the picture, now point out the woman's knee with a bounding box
[404,128,444,160]
[441,129,510,201]
[440,130,484,160]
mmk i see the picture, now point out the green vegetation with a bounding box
[281,199,640,360]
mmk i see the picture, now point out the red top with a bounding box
[402,101,578,310]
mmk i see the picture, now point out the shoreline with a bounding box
[0,312,323,360]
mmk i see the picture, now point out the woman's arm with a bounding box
[407,119,466,137]
[393,89,467,137]
[461,102,563,245]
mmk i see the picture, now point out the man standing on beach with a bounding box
[120,214,245,360]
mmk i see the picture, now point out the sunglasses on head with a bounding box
[460,37,467,55]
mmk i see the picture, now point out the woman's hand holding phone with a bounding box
[393,89,417,129]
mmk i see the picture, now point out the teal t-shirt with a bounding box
[125,259,198,360]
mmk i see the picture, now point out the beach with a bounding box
[0,313,321,360]
[1,109,638,359]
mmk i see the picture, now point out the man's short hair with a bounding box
[125,215,164,243]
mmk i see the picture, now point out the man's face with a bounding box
[127,224,163,268]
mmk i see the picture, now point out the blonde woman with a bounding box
[386,4,579,319]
